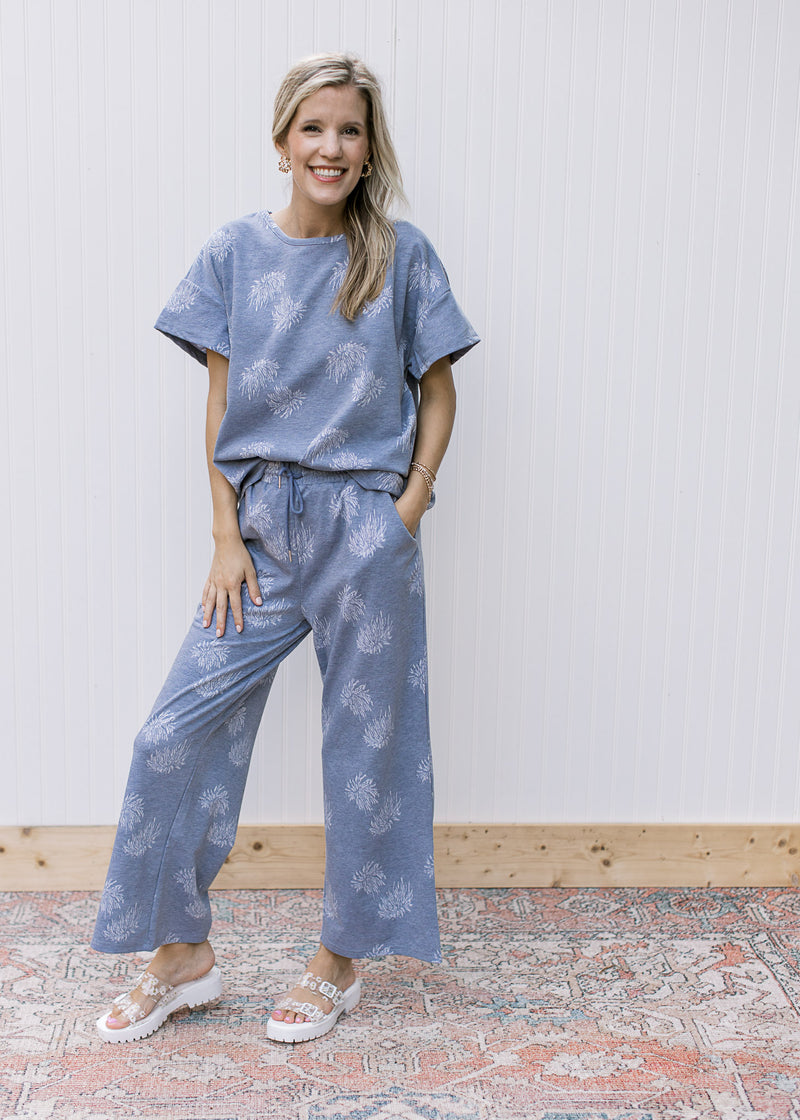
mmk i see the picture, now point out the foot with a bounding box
[104,940,216,1030]
[271,945,355,1025]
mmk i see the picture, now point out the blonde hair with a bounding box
[272,53,407,320]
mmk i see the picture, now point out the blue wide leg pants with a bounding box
[91,465,441,963]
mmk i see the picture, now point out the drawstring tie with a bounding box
[277,466,304,560]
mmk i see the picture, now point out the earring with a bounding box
[278,154,291,174]
[362,160,373,178]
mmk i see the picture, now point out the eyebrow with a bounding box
[298,117,365,127]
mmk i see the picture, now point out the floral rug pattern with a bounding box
[1,887,800,1118]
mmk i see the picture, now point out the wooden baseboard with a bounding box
[1,823,798,890]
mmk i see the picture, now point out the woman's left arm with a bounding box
[394,355,457,536]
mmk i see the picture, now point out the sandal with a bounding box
[96,964,223,1043]
[266,971,362,1044]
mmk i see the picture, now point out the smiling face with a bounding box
[277,84,370,227]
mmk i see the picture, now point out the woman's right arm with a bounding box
[202,350,262,637]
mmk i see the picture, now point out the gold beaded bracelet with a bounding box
[410,460,437,502]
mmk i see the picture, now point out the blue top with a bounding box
[155,211,480,497]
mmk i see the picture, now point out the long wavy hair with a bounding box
[272,53,406,320]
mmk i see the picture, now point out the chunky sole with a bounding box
[96,965,223,1043]
[266,978,362,1044]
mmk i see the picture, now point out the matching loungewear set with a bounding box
[91,210,479,965]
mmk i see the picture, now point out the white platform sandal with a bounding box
[96,964,223,1043]
[266,971,362,1044]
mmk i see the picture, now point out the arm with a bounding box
[394,355,457,536]
[202,350,262,636]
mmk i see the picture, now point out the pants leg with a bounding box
[92,478,310,953]
[298,477,441,963]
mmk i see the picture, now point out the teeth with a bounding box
[312,168,345,178]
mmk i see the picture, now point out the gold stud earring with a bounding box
[361,160,373,178]
[278,154,291,173]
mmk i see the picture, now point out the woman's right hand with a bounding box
[202,534,262,637]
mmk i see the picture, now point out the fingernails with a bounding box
[216,628,222,637]
[236,624,242,633]
[203,619,209,628]
[255,598,263,606]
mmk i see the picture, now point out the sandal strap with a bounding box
[110,969,174,1025]
[298,971,345,1005]
[272,995,328,1023]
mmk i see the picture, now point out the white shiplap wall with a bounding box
[2,0,799,827]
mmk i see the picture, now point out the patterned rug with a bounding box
[1,887,800,1119]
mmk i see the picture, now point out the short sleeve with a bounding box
[399,230,480,381]
[154,228,233,366]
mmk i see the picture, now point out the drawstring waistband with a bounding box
[277,465,304,560]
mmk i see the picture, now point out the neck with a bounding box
[272,197,347,239]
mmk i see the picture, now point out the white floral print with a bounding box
[193,671,242,700]
[271,294,306,332]
[140,711,177,744]
[101,903,144,943]
[363,286,392,317]
[99,879,125,914]
[409,656,428,694]
[377,878,414,919]
[306,426,349,461]
[118,793,144,831]
[314,615,332,650]
[352,370,386,406]
[146,740,191,774]
[225,704,247,735]
[351,860,386,895]
[289,524,315,564]
[356,612,393,655]
[409,554,424,597]
[329,484,360,523]
[325,342,367,383]
[417,757,432,783]
[191,642,230,672]
[247,270,286,310]
[341,678,373,718]
[337,584,366,622]
[240,357,279,399]
[409,260,443,294]
[207,817,237,849]
[265,384,306,418]
[165,279,200,313]
[329,260,347,291]
[369,792,402,836]
[363,707,394,751]
[348,512,388,559]
[123,819,163,857]
[204,227,234,262]
[345,772,379,812]
[199,785,230,816]
[228,737,250,767]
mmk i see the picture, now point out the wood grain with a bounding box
[2,824,798,891]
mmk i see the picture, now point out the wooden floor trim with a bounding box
[1,823,798,890]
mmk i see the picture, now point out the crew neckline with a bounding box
[263,210,346,246]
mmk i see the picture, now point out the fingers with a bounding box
[215,587,229,638]
[245,566,263,610]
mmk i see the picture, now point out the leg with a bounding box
[269,478,440,1036]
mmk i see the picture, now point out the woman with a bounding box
[92,52,479,1045]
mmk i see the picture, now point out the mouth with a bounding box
[310,166,347,181]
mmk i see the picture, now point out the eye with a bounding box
[343,127,362,136]
[302,124,321,133]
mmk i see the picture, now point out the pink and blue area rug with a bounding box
[1,887,799,1119]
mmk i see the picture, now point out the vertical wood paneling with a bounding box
[3,0,800,828]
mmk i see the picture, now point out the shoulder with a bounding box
[198,211,270,260]
[392,221,450,292]
[393,219,437,258]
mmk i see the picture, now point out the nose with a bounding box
[319,128,343,159]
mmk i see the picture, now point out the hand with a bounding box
[202,535,262,637]
[394,488,428,538]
